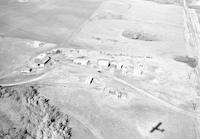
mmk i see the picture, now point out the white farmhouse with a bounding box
[97,59,110,67]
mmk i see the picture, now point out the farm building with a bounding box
[133,63,144,76]
[97,59,110,67]
[110,61,118,68]
[34,53,51,67]
[105,87,127,99]
[73,58,89,65]
[21,67,32,73]
[105,87,116,95]
[121,66,128,75]
[116,91,127,99]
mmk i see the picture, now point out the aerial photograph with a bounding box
[0,0,200,138]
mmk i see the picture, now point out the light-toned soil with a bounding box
[0,0,200,139]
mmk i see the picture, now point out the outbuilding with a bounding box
[21,67,32,73]
[110,61,118,68]
[133,63,144,76]
[121,66,128,75]
[97,59,110,67]
[34,53,51,66]
[116,91,127,99]
[73,58,89,65]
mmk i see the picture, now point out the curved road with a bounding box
[0,72,49,87]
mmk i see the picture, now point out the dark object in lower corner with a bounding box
[150,122,165,133]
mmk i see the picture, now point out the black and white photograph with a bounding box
[0,0,199,139]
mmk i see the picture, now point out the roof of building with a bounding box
[34,54,50,64]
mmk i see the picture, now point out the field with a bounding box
[0,0,200,139]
